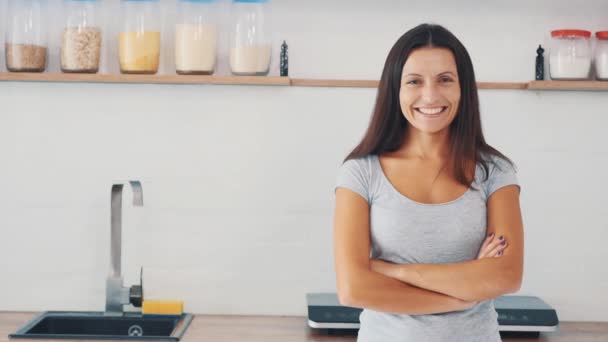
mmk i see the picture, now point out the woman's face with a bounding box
[399,47,461,135]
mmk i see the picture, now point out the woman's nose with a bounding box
[420,83,440,102]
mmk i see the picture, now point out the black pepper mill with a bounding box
[535,44,545,80]
[280,40,289,77]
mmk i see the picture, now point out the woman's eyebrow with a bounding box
[404,71,456,77]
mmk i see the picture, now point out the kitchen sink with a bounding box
[9,311,193,341]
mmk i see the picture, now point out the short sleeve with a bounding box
[334,158,370,203]
[485,156,520,198]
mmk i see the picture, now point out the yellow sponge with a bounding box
[142,300,184,316]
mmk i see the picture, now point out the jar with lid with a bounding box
[119,0,161,74]
[175,0,219,75]
[61,0,102,73]
[549,29,592,80]
[229,0,272,76]
[5,0,49,72]
[595,31,608,81]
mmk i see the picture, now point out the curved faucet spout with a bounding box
[106,181,143,315]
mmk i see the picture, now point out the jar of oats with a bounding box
[119,0,161,74]
[5,0,49,72]
[61,0,103,73]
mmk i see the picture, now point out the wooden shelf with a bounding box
[528,80,608,91]
[478,82,528,90]
[290,78,380,88]
[1,72,608,91]
[0,72,291,86]
[291,79,528,89]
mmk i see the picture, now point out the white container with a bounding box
[595,31,608,80]
[229,0,272,76]
[549,29,592,80]
[175,0,218,75]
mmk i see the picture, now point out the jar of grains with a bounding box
[61,0,103,73]
[229,0,272,76]
[175,0,219,75]
[5,0,49,72]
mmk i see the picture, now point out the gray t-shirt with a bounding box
[335,154,519,342]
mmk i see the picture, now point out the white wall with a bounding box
[1,0,608,321]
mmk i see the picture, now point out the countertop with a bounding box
[1,312,607,342]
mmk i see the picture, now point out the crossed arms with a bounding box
[333,185,523,315]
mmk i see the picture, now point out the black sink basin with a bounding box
[9,312,193,341]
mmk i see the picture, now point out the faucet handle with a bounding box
[129,266,144,308]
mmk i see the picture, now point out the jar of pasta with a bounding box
[119,0,161,74]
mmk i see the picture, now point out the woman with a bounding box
[333,23,523,342]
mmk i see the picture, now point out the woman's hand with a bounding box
[477,232,508,259]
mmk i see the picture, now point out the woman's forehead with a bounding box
[403,47,457,74]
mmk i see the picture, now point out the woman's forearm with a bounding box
[340,267,476,315]
[372,259,520,302]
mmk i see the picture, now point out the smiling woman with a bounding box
[333,24,523,342]
[401,48,461,134]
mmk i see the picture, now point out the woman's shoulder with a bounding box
[336,154,379,203]
[340,154,378,173]
[475,152,519,197]
[477,153,516,177]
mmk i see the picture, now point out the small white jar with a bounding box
[595,31,608,80]
[549,29,592,80]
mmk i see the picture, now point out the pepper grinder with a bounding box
[535,44,545,80]
[280,40,289,77]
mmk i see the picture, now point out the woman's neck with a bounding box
[399,127,451,161]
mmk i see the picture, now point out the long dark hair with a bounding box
[345,23,513,186]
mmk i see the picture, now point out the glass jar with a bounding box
[175,0,218,75]
[549,29,592,80]
[119,0,161,74]
[595,31,608,81]
[61,0,102,73]
[5,0,48,72]
[229,0,272,76]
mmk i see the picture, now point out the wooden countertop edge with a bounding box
[1,312,608,342]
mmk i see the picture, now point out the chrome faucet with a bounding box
[106,181,144,316]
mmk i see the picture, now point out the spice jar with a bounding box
[549,29,592,80]
[595,31,608,81]
[175,0,218,75]
[5,0,48,72]
[119,0,161,74]
[229,0,272,76]
[61,0,102,73]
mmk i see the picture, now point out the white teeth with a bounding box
[416,107,446,115]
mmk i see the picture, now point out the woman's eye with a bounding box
[440,77,453,83]
[406,80,419,85]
